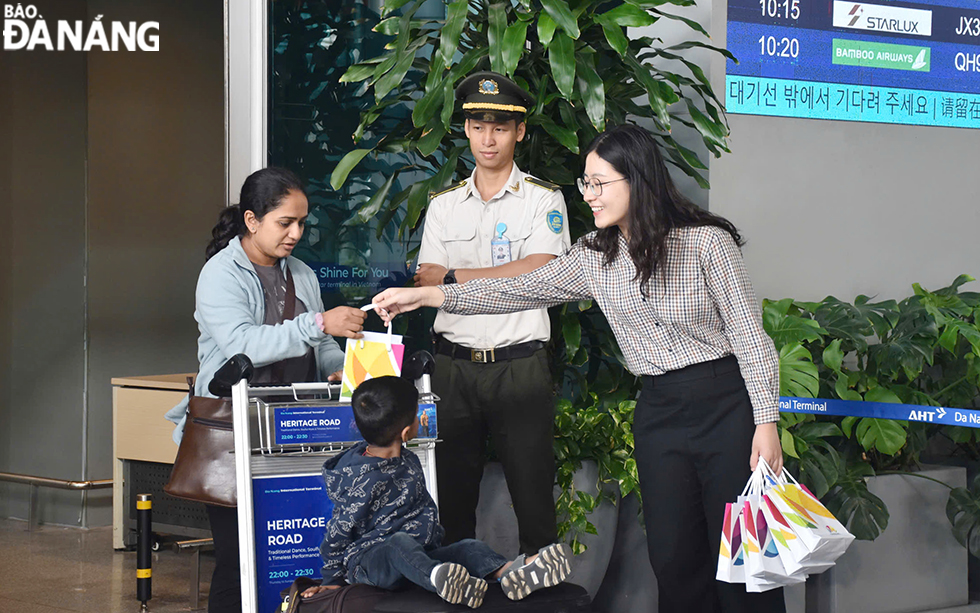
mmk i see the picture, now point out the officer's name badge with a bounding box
[547,210,563,234]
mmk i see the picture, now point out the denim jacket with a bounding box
[164,236,344,443]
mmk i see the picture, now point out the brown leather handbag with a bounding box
[164,380,237,507]
[165,266,300,507]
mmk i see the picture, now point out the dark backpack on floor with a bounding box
[278,577,390,613]
[279,578,592,613]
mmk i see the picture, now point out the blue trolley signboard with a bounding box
[252,474,332,613]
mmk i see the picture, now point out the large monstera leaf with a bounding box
[779,343,820,398]
[947,474,980,558]
[823,458,889,541]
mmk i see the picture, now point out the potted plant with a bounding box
[552,393,637,594]
[765,275,980,613]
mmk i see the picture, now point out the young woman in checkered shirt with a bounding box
[374,124,785,613]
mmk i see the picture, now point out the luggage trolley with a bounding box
[230,373,439,613]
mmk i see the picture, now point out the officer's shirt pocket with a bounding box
[495,211,533,259]
[444,218,479,268]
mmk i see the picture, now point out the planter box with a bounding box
[806,465,967,613]
[475,461,619,598]
[592,493,657,613]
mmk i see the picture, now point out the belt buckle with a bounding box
[470,348,495,363]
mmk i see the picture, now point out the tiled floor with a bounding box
[0,518,215,613]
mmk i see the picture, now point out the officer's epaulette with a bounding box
[524,176,560,192]
[429,180,467,199]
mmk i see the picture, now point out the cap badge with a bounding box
[479,79,500,95]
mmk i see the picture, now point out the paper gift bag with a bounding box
[739,500,767,591]
[760,460,854,567]
[716,502,744,584]
[339,326,405,401]
[718,468,758,585]
[759,493,833,575]
[744,498,809,587]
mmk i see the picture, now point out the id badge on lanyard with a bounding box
[491,222,512,266]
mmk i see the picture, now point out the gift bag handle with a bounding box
[359,303,394,354]
[758,456,789,489]
[741,461,768,497]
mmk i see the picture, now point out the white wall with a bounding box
[707,0,980,302]
[0,0,223,526]
[84,0,225,526]
[0,0,89,524]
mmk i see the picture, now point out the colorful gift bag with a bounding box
[716,502,745,584]
[766,471,854,565]
[760,459,854,567]
[715,466,763,583]
[739,500,771,592]
[735,467,808,590]
[339,325,405,401]
[758,493,833,575]
[720,459,849,591]
[744,498,808,587]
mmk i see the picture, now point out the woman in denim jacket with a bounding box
[166,167,366,613]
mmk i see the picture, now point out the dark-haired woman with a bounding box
[372,125,785,613]
[166,167,366,613]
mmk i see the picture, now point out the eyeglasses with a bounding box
[576,177,627,197]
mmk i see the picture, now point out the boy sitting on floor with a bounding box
[303,376,570,608]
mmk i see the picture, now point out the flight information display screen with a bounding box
[725,0,980,128]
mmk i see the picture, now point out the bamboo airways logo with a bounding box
[832,1,933,36]
[832,38,931,71]
[3,4,159,51]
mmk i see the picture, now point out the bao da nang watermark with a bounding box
[3,4,159,51]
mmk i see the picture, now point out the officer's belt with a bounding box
[434,335,545,364]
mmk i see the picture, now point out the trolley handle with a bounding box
[242,381,342,400]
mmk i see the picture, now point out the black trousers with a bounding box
[206,504,242,613]
[432,348,557,555]
[634,356,785,613]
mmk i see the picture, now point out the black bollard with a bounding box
[136,493,152,611]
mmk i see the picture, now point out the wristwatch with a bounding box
[443,269,457,285]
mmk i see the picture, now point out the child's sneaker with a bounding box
[430,562,488,608]
[499,542,572,601]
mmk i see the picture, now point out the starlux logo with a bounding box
[832,1,933,37]
[2,4,159,51]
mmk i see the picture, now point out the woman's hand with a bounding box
[321,307,366,338]
[750,422,783,475]
[372,287,445,323]
[300,584,341,598]
[327,370,343,382]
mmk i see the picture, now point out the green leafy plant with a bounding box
[330,0,733,245]
[326,0,733,550]
[553,395,638,554]
[765,275,980,545]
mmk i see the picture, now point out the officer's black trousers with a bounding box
[433,348,558,556]
[634,355,786,613]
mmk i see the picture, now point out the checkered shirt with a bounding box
[441,225,780,424]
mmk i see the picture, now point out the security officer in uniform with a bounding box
[414,71,571,557]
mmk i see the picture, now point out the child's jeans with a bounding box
[352,532,508,592]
